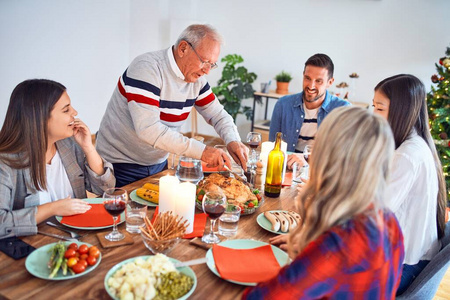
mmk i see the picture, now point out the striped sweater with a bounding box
[96,47,240,166]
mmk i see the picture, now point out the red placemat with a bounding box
[61,204,118,227]
[212,244,282,283]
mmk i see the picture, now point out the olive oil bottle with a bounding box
[264,132,284,197]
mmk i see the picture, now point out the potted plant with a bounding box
[275,71,292,94]
[212,54,257,121]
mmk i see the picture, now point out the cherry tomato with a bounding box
[64,249,77,259]
[68,243,78,250]
[78,244,89,254]
[86,255,97,266]
[256,194,262,202]
[247,202,255,208]
[198,194,204,201]
[78,259,88,268]
[66,257,78,268]
[79,254,89,261]
[88,246,100,259]
[72,262,86,274]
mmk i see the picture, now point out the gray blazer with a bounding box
[0,137,115,238]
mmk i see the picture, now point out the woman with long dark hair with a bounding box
[0,79,115,238]
[373,74,447,295]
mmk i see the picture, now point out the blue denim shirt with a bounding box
[269,91,350,152]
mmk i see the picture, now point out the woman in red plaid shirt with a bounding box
[243,106,404,299]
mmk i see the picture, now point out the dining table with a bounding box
[0,169,298,300]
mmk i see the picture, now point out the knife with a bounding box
[173,257,208,268]
[38,231,78,242]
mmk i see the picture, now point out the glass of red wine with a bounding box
[246,132,262,169]
[201,191,227,244]
[103,188,127,241]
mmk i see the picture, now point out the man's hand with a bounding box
[287,153,307,170]
[201,146,232,170]
[227,141,249,171]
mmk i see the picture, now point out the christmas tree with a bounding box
[427,46,450,202]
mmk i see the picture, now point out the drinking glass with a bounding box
[202,191,227,244]
[175,156,204,184]
[303,144,313,164]
[103,188,127,241]
[246,132,262,169]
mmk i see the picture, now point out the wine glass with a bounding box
[246,132,262,169]
[103,188,127,241]
[201,191,227,244]
[175,156,204,184]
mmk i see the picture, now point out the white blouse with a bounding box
[386,131,440,265]
[38,150,74,204]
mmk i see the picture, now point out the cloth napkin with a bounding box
[282,172,292,187]
[60,203,118,227]
[212,244,282,283]
[151,207,207,239]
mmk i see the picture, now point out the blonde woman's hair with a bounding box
[288,106,395,257]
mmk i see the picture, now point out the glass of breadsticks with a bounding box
[139,211,187,254]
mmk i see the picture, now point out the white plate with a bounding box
[205,239,289,286]
[104,256,196,300]
[25,241,101,280]
[129,189,158,207]
[56,198,125,230]
[256,210,291,235]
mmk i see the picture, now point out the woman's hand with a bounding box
[269,234,289,251]
[36,196,91,223]
[72,119,94,151]
[52,197,91,216]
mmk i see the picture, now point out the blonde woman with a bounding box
[243,106,404,299]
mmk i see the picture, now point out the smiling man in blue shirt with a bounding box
[269,53,350,169]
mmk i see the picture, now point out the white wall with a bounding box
[0,0,130,132]
[1,0,449,139]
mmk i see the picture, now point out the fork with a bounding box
[46,221,84,239]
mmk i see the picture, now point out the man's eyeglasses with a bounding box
[185,41,218,70]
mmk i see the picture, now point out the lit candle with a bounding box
[176,182,196,234]
[159,175,195,234]
[159,175,180,213]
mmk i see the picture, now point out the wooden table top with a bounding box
[0,169,298,300]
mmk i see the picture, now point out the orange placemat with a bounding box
[282,172,292,187]
[212,244,282,283]
[151,207,207,239]
[61,204,119,227]
[201,161,220,173]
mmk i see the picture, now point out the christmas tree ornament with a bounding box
[443,58,450,68]
[432,74,439,83]
[439,57,445,65]
[440,132,448,140]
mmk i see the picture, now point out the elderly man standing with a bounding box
[97,24,248,187]
[269,53,350,169]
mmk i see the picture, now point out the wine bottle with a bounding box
[264,132,285,197]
